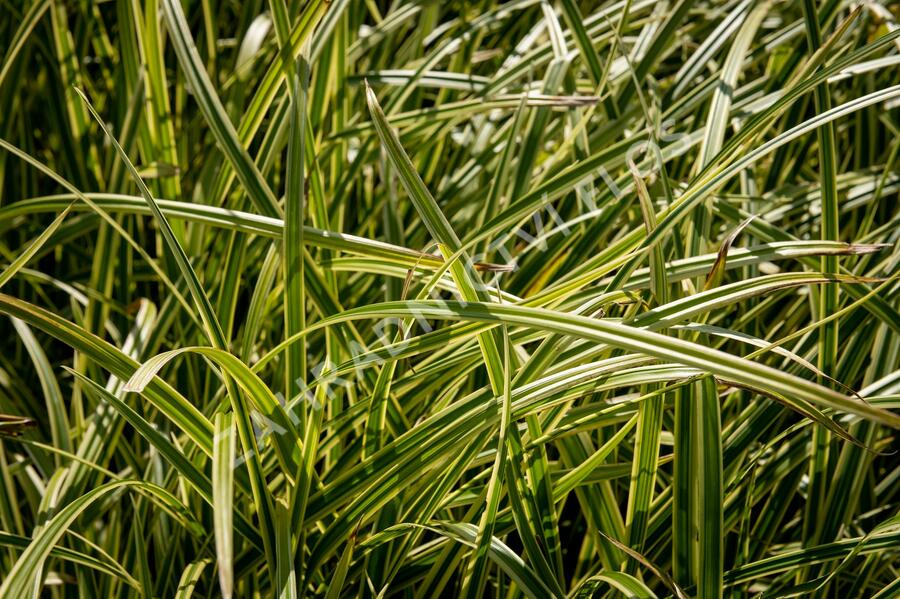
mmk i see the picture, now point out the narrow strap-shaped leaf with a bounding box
[0,480,198,598]
[723,529,900,584]
[10,318,70,456]
[324,527,357,599]
[624,391,663,559]
[160,0,281,218]
[71,370,263,551]
[461,327,513,596]
[696,2,768,169]
[0,530,139,590]
[694,376,724,598]
[377,522,557,599]
[363,244,463,457]
[283,54,310,428]
[0,192,524,272]
[213,412,236,599]
[124,347,301,477]
[366,83,505,394]
[274,501,298,599]
[0,202,73,290]
[629,162,668,304]
[75,88,228,350]
[0,0,50,90]
[0,293,213,452]
[557,0,604,85]
[465,55,900,255]
[801,0,841,559]
[482,95,527,238]
[174,559,211,599]
[77,91,279,576]
[261,299,900,427]
[0,140,200,324]
[573,571,658,598]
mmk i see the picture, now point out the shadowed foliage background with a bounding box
[0,0,899,597]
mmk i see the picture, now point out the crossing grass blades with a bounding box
[0,0,899,597]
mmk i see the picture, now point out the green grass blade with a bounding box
[160,0,281,218]
[461,327,512,596]
[213,412,236,599]
[174,559,211,599]
[0,203,73,291]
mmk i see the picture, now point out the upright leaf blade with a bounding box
[213,412,236,599]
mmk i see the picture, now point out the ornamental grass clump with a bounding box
[0,0,899,597]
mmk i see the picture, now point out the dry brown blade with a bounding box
[703,215,755,290]
[0,414,37,437]
[841,242,892,255]
[474,261,516,272]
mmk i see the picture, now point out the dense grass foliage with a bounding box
[1,0,900,596]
